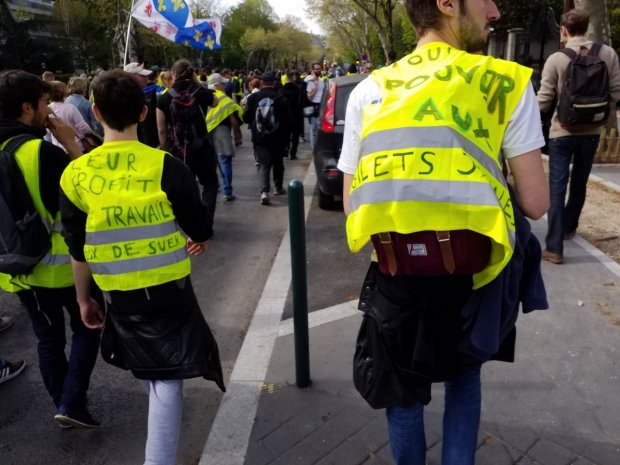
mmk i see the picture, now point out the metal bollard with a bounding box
[288,179,311,388]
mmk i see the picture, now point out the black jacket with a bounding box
[242,86,292,146]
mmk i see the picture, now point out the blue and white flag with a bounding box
[151,0,193,29]
[132,0,221,50]
[175,21,220,50]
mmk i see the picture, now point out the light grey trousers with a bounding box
[139,379,184,465]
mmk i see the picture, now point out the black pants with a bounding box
[18,287,101,412]
[183,142,219,222]
[254,143,285,193]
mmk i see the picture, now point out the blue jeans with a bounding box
[386,367,481,465]
[309,115,318,150]
[217,155,233,196]
[546,135,599,254]
[18,287,101,413]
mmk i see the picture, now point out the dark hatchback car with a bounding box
[312,73,367,209]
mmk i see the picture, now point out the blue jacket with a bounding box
[458,186,548,362]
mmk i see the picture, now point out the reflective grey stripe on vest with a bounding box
[40,253,71,266]
[349,178,500,212]
[360,126,505,186]
[86,221,179,246]
[88,247,189,276]
[205,101,234,127]
[349,178,516,243]
[52,221,63,233]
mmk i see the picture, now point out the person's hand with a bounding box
[187,239,209,256]
[46,112,76,147]
[78,297,105,329]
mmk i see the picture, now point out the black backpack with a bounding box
[0,135,52,275]
[255,96,280,136]
[168,86,207,154]
[557,43,610,130]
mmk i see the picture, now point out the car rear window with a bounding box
[335,85,356,121]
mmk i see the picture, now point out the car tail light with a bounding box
[321,82,336,133]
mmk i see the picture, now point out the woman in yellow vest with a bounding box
[206,72,243,201]
[337,1,549,464]
[59,70,224,465]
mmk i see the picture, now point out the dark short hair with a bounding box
[405,0,465,35]
[90,69,144,131]
[0,70,51,119]
[172,59,194,81]
[561,8,589,37]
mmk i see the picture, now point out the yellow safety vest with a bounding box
[0,138,73,292]
[233,76,244,98]
[347,43,532,289]
[59,141,190,291]
[205,90,242,133]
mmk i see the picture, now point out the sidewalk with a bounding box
[199,168,620,465]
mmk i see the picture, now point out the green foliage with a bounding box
[220,0,278,68]
[493,0,564,37]
[610,0,620,53]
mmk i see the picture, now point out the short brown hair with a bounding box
[561,8,589,37]
[91,70,144,131]
[405,0,465,35]
[49,80,67,102]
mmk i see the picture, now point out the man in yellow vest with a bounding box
[0,70,102,429]
[59,70,225,465]
[206,73,243,201]
[338,1,550,464]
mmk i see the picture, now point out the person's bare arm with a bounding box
[71,258,104,329]
[507,149,549,220]
[342,173,353,216]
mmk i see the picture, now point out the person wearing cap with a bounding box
[242,71,291,205]
[206,73,243,201]
[124,62,159,148]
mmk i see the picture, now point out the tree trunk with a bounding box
[575,0,612,45]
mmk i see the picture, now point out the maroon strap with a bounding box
[436,231,456,274]
[377,232,398,276]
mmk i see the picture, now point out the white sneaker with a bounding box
[260,192,270,205]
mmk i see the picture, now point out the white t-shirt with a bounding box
[304,75,326,104]
[337,77,544,175]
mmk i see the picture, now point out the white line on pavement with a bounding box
[199,162,317,465]
[278,300,360,337]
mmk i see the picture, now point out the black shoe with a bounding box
[289,154,298,160]
[0,359,25,384]
[273,187,286,196]
[55,407,101,429]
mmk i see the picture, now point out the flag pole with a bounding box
[124,0,136,68]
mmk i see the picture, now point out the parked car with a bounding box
[312,73,367,210]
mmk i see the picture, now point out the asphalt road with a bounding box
[0,126,322,465]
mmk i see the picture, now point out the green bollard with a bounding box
[288,179,311,388]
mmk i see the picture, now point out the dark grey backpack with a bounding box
[0,135,51,275]
[557,43,610,131]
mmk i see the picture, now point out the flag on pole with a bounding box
[175,21,221,50]
[150,0,193,29]
[131,0,221,49]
